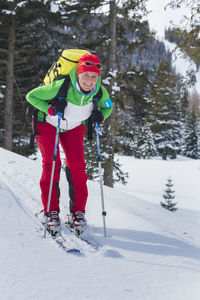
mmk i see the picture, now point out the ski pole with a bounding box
[95,122,107,238]
[44,113,62,238]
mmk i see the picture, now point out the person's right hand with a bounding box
[48,98,67,116]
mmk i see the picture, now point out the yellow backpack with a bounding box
[43,49,91,85]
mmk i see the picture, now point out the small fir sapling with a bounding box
[160,177,177,211]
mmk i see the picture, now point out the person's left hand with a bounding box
[90,110,104,124]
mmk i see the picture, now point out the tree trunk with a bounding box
[108,0,116,70]
[4,18,15,151]
[103,0,116,187]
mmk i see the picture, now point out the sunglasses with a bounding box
[80,61,102,70]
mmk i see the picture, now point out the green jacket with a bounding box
[26,66,113,131]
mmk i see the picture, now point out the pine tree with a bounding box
[165,26,200,69]
[100,0,116,187]
[183,93,200,159]
[133,122,157,159]
[0,0,66,154]
[0,0,16,150]
[148,59,184,159]
[184,111,199,158]
[166,1,200,86]
[160,177,177,212]
[57,0,150,186]
[102,0,151,185]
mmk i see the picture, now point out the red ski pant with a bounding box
[35,122,88,214]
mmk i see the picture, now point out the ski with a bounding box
[79,231,100,251]
[65,222,100,251]
[35,212,82,256]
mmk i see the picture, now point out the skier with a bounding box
[26,53,112,235]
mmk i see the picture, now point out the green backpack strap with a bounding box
[88,87,102,140]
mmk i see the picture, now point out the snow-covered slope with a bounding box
[0,147,200,300]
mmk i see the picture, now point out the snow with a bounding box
[115,155,200,212]
[2,9,16,15]
[109,70,118,77]
[16,1,26,8]
[0,147,200,300]
[112,82,120,92]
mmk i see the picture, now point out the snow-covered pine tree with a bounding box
[0,0,66,154]
[56,0,116,187]
[148,59,184,159]
[183,92,200,159]
[0,0,16,150]
[133,122,157,159]
[184,110,199,158]
[57,0,150,187]
[160,177,177,211]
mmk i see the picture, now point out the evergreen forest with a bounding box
[0,0,200,187]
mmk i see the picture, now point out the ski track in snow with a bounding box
[0,148,200,300]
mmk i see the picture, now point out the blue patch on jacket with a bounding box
[104,98,112,108]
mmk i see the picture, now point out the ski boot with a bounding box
[67,211,87,236]
[46,211,60,237]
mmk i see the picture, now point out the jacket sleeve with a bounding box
[26,79,64,114]
[98,86,113,120]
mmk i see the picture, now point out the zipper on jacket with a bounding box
[81,95,84,106]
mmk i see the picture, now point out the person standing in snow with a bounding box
[26,53,112,235]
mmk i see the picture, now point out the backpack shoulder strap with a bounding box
[55,75,71,100]
[88,87,103,140]
[30,109,39,149]
[92,87,102,110]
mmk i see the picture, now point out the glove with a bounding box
[48,98,67,116]
[90,110,104,124]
